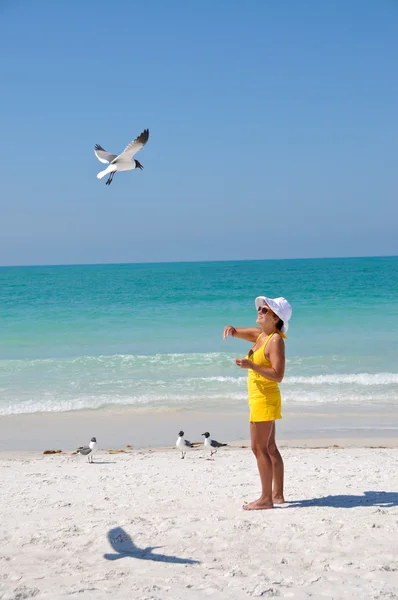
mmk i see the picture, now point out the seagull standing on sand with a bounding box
[94,128,149,186]
[176,431,193,459]
[202,432,227,457]
[77,437,98,463]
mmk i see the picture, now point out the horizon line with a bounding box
[0,253,397,269]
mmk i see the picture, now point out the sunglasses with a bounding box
[257,306,269,315]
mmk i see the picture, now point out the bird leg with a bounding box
[105,172,115,185]
[181,451,185,459]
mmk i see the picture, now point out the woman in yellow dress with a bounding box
[224,296,292,511]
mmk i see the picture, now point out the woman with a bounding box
[223,296,292,511]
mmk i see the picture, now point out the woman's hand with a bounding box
[235,357,252,369]
[223,325,236,340]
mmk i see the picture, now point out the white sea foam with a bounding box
[1,384,397,416]
[284,373,398,385]
[1,352,397,416]
[187,373,398,386]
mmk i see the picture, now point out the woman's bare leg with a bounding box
[243,421,274,510]
[267,422,285,503]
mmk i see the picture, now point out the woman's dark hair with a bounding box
[275,318,284,331]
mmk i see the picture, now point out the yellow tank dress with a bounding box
[247,333,282,422]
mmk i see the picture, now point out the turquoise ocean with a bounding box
[0,257,397,417]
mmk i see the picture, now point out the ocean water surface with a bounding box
[1,257,397,416]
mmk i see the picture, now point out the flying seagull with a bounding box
[202,432,227,457]
[94,128,149,186]
[176,431,193,459]
[77,437,98,463]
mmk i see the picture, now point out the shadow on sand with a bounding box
[104,527,200,564]
[286,490,398,509]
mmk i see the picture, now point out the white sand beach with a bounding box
[1,444,398,600]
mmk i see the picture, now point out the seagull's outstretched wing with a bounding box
[116,129,149,161]
[77,446,92,455]
[94,144,117,164]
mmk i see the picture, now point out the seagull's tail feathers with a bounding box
[97,165,114,180]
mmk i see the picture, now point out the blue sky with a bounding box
[0,0,397,266]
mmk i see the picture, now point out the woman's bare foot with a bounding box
[243,498,274,511]
[272,495,285,504]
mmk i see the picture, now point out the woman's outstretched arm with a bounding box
[223,325,262,343]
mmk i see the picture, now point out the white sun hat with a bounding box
[255,296,292,334]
